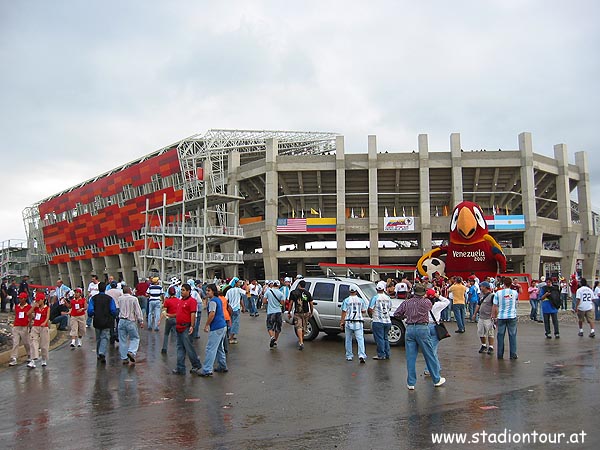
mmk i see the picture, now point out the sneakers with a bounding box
[41,359,47,367]
[555,334,560,339]
[70,340,76,348]
[407,385,415,390]
[27,360,36,369]
[77,339,82,347]
[214,367,229,373]
[298,343,304,351]
[478,345,487,353]
[8,358,17,366]
[346,358,353,362]
[578,331,584,337]
[487,347,494,355]
[98,354,106,363]
[198,371,213,377]
[545,334,552,339]
[373,356,385,360]
[423,370,430,376]
[510,355,518,360]
[190,367,201,375]
[359,357,366,364]
[269,337,276,348]
[127,352,136,363]
[590,331,596,338]
[434,377,446,387]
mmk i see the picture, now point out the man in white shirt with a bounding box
[86,275,100,327]
[575,278,595,338]
[226,278,246,344]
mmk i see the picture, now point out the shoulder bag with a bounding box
[430,310,451,340]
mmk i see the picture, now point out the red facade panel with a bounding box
[38,148,183,264]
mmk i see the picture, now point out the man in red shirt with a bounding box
[69,288,87,348]
[9,292,32,366]
[135,277,150,320]
[161,286,179,354]
[28,292,50,368]
[169,283,202,375]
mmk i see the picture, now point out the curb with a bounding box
[0,324,62,366]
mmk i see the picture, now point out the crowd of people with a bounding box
[5,271,599,391]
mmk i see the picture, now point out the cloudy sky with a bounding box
[1,0,599,242]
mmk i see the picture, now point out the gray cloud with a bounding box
[1,0,598,240]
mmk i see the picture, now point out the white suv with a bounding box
[290,277,405,345]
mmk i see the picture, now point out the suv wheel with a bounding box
[389,319,405,346]
[303,317,320,341]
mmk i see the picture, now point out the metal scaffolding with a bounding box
[143,129,338,281]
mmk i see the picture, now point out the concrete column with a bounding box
[118,253,135,287]
[48,264,59,285]
[37,265,51,286]
[104,255,121,283]
[575,151,599,278]
[296,260,306,278]
[519,132,542,279]
[450,133,463,206]
[335,136,347,264]
[368,135,379,265]
[554,144,572,232]
[66,260,82,290]
[261,138,279,280]
[57,263,69,283]
[79,259,93,288]
[419,134,432,251]
[91,257,105,283]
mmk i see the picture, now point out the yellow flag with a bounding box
[292,209,296,218]
[360,207,365,218]
[310,208,319,215]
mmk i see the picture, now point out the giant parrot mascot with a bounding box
[417,201,507,279]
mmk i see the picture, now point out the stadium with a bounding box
[23,129,600,287]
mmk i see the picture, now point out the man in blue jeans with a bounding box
[87,282,117,364]
[492,276,519,360]
[117,287,144,365]
[368,281,392,360]
[393,283,446,390]
[198,283,228,376]
[172,283,202,375]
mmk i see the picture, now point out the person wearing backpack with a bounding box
[541,278,560,339]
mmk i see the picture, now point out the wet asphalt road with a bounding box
[0,313,598,450]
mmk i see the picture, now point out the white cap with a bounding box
[349,284,358,293]
[274,280,281,286]
[376,281,386,291]
[284,277,292,283]
[296,274,303,279]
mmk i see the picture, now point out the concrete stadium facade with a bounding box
[24,130,599,288]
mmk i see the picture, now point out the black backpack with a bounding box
[548,284,561,309]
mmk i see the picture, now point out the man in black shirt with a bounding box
[49,296,70,330]
[287,280,314,350]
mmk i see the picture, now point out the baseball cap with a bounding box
[425,288,436,298]
[18,292,28,299]
[284,277,292,283]
[274,280,281,286]
[296,274,303,279]
[376,281,386,291]
[74,288,83,293]
[349,284,358,293]
[480,281,491,289]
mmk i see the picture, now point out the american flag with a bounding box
[277,218,307,232]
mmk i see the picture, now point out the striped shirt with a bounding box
[493,288,518,319]
[147,284,163,300]
[118,294,144,322]
[394,295,432,324]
